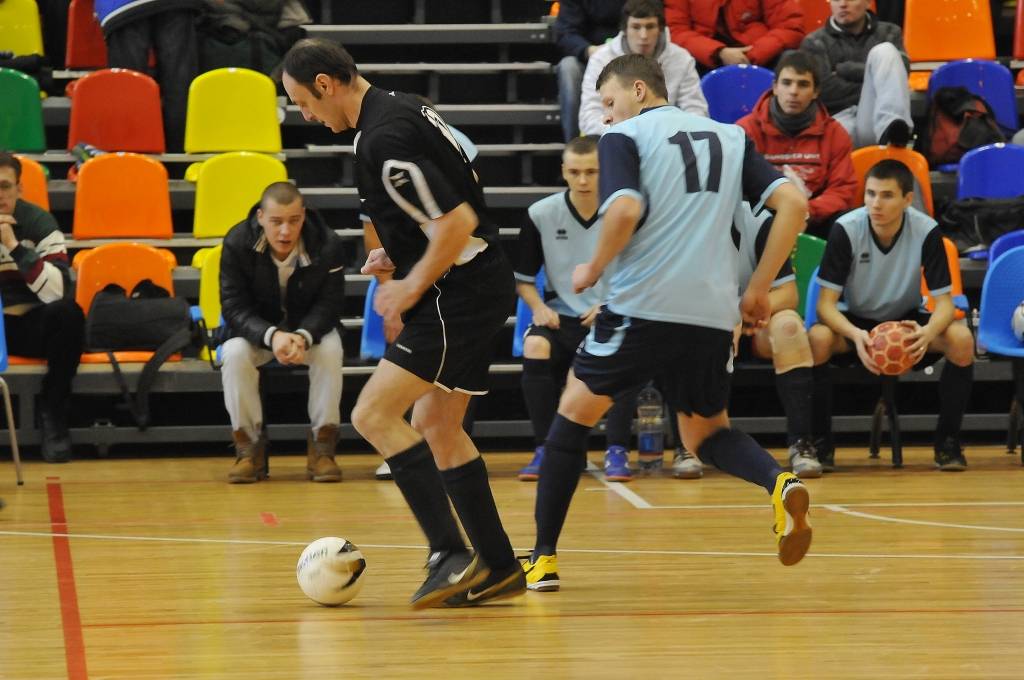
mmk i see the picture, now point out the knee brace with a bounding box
[767,310,813,374]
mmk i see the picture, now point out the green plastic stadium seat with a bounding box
[0,68,46,152]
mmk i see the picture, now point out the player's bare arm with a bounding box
[516,281,560,329]
[361,221,395,282]
[373,201,478,319]
[904,293,955,358]
[768,280,799,316]
[741,182,806,330]
[573,194,641,293]
[817,286,879,374]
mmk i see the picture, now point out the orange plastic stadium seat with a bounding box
[904,0,995,63]
[67,69,164,153]
[13,155,49,210]
[74,242,180,363]
[72,153,173,240]
[921,237,966,320]
[851,146,934,217]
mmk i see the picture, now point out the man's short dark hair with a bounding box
[621,0,665,30]
[282,38,359,98]
[261,181,305,208]
[0,152,22,182]
[774,50,821,89]
[866,159,914,195]
[565,135,599,156]
[596,54,669,100]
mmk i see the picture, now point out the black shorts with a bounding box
[384,248,515,394]
[572,307,733,418]
[524,314,587,376]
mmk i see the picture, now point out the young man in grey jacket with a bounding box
[579,0,707,135]
[801,0,913,149]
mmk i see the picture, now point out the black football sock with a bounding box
[441,456,516,570]
[697,428,784,495]
[935,361,973,445]
[604,388,638,449]
[521,359,559,447]
[776,367,814,446]
[533,414,590,558]
[387,440,466,555]
[811,364,834,451]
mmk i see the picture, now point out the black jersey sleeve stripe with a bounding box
[817,222,853,292]
[598,132,641,206]
[742,137,788,212]
[921,227,952,296]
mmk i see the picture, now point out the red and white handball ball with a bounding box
[868,321,917,376]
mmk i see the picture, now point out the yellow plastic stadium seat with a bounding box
[184,68,282,153]
[0,0,45,56]
[191,152,288,238]
[193,245,223,361]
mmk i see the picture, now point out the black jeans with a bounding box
[5,299,85,413]
[105,10,199,152]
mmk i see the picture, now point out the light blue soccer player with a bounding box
[524,54,811,593]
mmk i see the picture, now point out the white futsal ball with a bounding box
[1013,302,1024,342]
[296,537,367,606]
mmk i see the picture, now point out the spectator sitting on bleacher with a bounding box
[553,0,625,142]
[219,182,347,484]
[664,0,805,71]
[580,0,707,135]
[800,0,913,149]
[737,49,857,238]
[95,0,202,151]
[0,153,84,464]
[808,160,975,472]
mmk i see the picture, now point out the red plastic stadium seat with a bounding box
[67,69,165,153]
[65,0,107,68]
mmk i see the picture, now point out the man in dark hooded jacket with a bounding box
[219,182,347,484]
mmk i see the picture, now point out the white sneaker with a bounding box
[375,461,393,480]
[788,439,823,479]
[671,448,703,479]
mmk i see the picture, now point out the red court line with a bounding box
[260,512,279,527]
[81,606,1024,629]
[47,478,89,680]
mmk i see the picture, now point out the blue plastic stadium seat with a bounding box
[928,59,1019,135]
[361,277,386,361]
[700,64,774,124]
[957,143,1024,200]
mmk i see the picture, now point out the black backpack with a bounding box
[917,86,1006,167]
[939,195,1024,253]
[85,281,211,429]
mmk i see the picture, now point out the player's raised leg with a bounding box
[679,409,812,566]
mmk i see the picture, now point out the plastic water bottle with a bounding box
[972,309,987,358]
[636,385,664,473]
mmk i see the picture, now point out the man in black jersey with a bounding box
[281,39,525,609]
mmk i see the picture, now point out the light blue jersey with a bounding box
[598,106,787,331]
[514,191,605,317]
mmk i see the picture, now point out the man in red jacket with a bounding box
[665,0,805,70]
[737,50,856,237]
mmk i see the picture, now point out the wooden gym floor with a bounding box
[1,446,1023,679]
